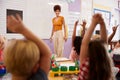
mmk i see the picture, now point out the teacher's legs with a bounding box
[53,30,64,57]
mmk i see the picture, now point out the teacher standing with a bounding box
[50,5,67,57]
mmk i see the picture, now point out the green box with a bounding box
[52,67,59,72]
[69,66,76,71]
[61,66,67,71]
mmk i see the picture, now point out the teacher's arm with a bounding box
[50,19,54,42]
[63,17,67,41]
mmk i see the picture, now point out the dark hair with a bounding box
[54,5,61,12]
[73,36,82,55]
[118,40,120,44]
[88,40,112,80]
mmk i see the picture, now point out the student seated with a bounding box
[3,14,51,80]
[108,26,118,44]
[111,40,120,55]
[69,20,86,62]
[78,13,115,80]
[114,40,120,49]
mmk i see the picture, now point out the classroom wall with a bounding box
[25,0,69,39]
[81,0,120,41]
[0,0,71,58]
[0,0,26,39]
[0,0,119,58]
[0,0,68,39]
[44,38,72,58]
[93,0,120,41]
[80,0,93,28]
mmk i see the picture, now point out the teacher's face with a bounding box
[55,10,60,17]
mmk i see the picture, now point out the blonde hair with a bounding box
[3,39,40,76]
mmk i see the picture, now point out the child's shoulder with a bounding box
[30,68,48,80]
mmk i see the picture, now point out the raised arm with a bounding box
[81,20,87,37]
[7,15,51,75]
[80,14,102,64]
[99,17,107,43]
[72,20,79,47]
[108,26,118,44]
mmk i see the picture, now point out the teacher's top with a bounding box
[52,16,64,31]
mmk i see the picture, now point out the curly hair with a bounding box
[54,5,61,12]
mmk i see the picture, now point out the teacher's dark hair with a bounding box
[54,5,61,12]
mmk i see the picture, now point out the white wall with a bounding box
[80,0,93,28]
[25,0,68,39]
[0,0,26,39]
[0,0,119,40]
[0,0,68,39]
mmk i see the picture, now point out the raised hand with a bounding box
[92,13,102,25]
[75,20,79,27]
[112,26,118,33]
[7,14,25,33]
[80,20,87,27]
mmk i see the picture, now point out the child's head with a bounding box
[3,39,40,77]
[115,40,120,49]
[88,40,112,80]
[73,36,82,55]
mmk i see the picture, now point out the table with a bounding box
[48,58,79,80]
[49,76,63,80]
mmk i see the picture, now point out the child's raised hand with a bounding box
[112,26,118,33]
[75,20,79,26]
[7,14,25,33]
[81,20,87,28]
[92,13,102,25]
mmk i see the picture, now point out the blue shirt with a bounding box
[2,69,48,80]
[30,68,48,80]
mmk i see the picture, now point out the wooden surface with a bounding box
[49,76,63,80]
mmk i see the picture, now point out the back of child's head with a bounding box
[3,39,40,77]
[73,36,82,55]
[88,40,113,80]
